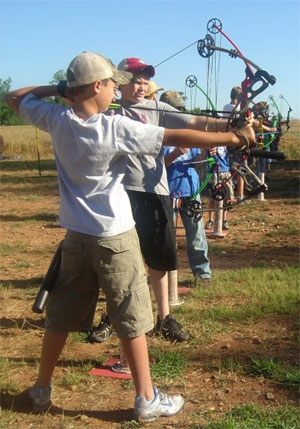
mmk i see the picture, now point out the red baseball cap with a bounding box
[117,57,155,77]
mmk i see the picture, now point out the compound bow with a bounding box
[185,74,218,115]
[279,95,293,135]
[184,18,284,219]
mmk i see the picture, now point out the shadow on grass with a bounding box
[0,159,57,172]
[0,277,43,289]
[0,356,106,368]
[1,177,58,187]
[0,317,45,330]
[267,160,300,199]
[0,213,59,223]
[1,390,132,423]
[208,245,299,270]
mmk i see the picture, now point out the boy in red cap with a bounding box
[90,57,253,345]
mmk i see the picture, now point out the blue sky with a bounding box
[1,0,300,118]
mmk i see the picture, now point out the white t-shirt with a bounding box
[223,103,240,118]
[112,99,192,195]
[20,94,164,237]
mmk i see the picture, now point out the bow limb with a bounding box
[197,36,276,119]
[185,75,217,113]
[264,95,282,148]
[269,95,281,118]
[198,43,275,83]
[195,84,216,112]
[279,95,292,134]
[207,18,255,76]
[185,157,218,222]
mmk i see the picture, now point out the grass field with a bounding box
[1,120,300,161]
[0,123,299,428]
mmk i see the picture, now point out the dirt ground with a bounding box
[0,160,299,428]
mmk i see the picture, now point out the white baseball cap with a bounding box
[67,52,133,87]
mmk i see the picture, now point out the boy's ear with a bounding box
[94,80,102,94]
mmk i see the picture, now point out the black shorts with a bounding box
[127,190,178,271]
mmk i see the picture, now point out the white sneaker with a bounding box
[134,386,184,422]
[29,384,52,412]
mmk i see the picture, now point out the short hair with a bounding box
[131,73,152,82]
[230,86,242,100]
[71,78,110,96]
[160,91,185,110]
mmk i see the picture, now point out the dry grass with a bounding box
[280,120,300,159]
[1,120,299,161]
[1,125,53,159]
[0,124,299,428]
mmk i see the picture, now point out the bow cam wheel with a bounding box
[207,18,222,34]
[197,35,215,58]
[185,75,197,88]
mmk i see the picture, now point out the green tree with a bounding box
[0,78,12,102]
[0,78,27,125]
[49,69,66,85]
[49,70,67,105]
[190,107,202,115]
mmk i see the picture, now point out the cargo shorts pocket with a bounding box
[105,281,153,338]
[97,238,133,273]
[135,285,150,303]
[61,241,83,274]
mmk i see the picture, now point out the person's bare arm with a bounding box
[5,86,57,113]
[187,115,229,132]
[162,124,255,150]
[5,84,72,114]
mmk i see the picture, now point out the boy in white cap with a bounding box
[5,52,254,422]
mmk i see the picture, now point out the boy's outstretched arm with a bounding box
[163,123,255,150]
[187,115,230,132]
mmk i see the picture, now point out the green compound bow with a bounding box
[185,75,217,115]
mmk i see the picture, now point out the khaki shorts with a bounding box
[45,228,153,338]
[210,172,235,201]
